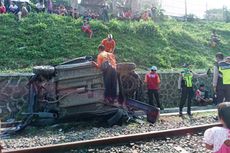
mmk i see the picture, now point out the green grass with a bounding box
[0,13,229,72]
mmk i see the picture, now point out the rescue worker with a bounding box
[213,52,230,104]
[101,34,116,53]
[144,66,163,110]
[178,64,208,116]
[94,45,117,103]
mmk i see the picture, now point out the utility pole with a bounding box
[205,0,208,12]
[205,0,208,21]
[184,0,187,21]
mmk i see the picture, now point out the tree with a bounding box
[205,7,230,22]
[205,8,224,21]
[223,6,230,22]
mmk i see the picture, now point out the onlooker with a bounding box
[83,9,91,21]
[144,66,163,110]
[101,34,116,53]
[141,11,149,21]
[203,102,230,152]
[70,7,79,18]
[35,0,45,13]
[53,6,59,14]
[21,3,28,17]
[9,1,19,14]
[90,11,98,19]
[0,2,6,14]
[101,5,109,22]
[124,9,132,19]
[18,3,28,20]
[151,5,157,21]
[94,45,117,103]
[47,0,53,14]
[195,84,212,106]
[4,0,10,12]
[59,5,67,16]
[82,20,93,39]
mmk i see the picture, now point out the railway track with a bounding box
[1,123,221,153]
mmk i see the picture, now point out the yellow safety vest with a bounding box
[219,62,230,85]
[182,72,193,87]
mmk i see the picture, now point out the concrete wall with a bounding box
[0,72,212,120]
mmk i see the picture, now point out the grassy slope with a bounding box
[0,13,229,71]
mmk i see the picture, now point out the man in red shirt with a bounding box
[144,66,163,110]
[101,34,116,53]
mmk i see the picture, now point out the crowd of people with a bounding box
[0,0,29,19]
[0,0,160,39]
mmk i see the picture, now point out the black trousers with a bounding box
[179,87,193,114]
[103,67,117,100]
[216,85,230,104]
[147,89,161,108]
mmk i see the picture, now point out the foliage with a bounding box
[0,13,229,72]
[186,14,197,22]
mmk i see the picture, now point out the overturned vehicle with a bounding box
[4,57,160,133]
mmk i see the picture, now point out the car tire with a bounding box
[116,63,136,73]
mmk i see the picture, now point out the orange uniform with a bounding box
[96,51,116,69]
[101,39,116,53]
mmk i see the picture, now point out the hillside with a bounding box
[0,13,229,71]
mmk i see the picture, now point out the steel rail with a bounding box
[1,123,222,153]
[0,121,22,128]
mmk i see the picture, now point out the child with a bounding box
[82,20,93,39]
[203,102,230,152]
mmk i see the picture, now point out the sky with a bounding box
[161,0,230,18]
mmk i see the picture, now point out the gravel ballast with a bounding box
[71,133,208,153]
[2,112,218,151]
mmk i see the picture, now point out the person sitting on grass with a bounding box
[59,5,67,16]
[204,102,230,153]
[47,0,53,14]
[21,3,28,17]
[195,84,212,106]
[141,10,149,21]
[35,0,45,13]
[0,2,6,14]
[81,20,93,39]
[9,1,19,14]
[18,3,28,21]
